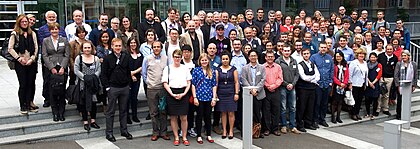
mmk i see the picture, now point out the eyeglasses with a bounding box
[174,56,182,59]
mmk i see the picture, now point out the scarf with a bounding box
[17,29,35,55]
[368,61,378,69]
[406,62,414,81]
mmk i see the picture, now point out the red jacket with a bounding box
[333,64,349,88]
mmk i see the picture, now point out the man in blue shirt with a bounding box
[310,41,334,128]
[302,32,318,55]
[230,39,248,130]
[207,43,221,70]
[335,35,354,63]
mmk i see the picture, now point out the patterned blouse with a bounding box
[192,67,217,102]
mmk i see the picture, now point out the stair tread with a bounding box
[0,118,152,145]
[0,106,149,131]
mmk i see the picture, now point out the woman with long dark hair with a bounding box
[127,37,143,124]
[120,16,140,50]
[365,53,382,120]
[331,51,348,123]
[8,14,38,114]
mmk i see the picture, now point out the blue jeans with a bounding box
[314,86,331,123]
[279,86,296,128]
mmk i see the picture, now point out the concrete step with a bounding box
[0,99,148,125]
[0,106,150,138]
[0,118,154,145]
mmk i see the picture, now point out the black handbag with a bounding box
[66,54,82,104]
[380,79,388,95]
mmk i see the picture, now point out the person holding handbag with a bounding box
[42,22,70,122]
[74,42,101,132]
[331,51,349,124]
[8,14,38,114]
[365,53,382,120]
[162,49,192,146]
[191,53,217,144]
[348,48,368,121]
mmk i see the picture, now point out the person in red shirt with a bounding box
[331,51,349,123]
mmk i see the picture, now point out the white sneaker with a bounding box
[188,128,197,137]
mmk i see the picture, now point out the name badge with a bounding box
[256,71,261,75]
[223,45,228,48]
[58,42,65,47]
[155,59,161,63]
[391,62,394,65]
[311,46,314,50]
[137,53,142,57]
[376,68,380,72]
[318,38,322,41]
[308,67,313,72]
[213,63,219,67]
[292,65,296,68]
[343,68,347,71]
[90,65,95,69]
[271,28,274,32]
[325,60,330,63]
[222,69,228,73]
[253,44,257,48]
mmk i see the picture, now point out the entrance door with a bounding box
[0,1,38,46]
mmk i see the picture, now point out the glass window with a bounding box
[104,0,140,29]
[65,0,101,28]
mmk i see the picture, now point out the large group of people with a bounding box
[6,5,417,146]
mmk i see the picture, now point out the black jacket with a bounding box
[101,52,131,88]
[377,52,398,78]
[138,21,166,44]
[372,35,390,50]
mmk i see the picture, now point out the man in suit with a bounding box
[241,49,266,138]
[296,48,320,132]
[372,26,390,51]
[89,13,115,47]
[138,8,166,44]
[101,38,133,142]
[180,21,204,62]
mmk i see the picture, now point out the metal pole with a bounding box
[384,120,407,149]
[400,80,412,129]
[242,86,257,149]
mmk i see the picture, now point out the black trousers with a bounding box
[128,80,140,117]
[262,88,280,132]
[296,88,315,128]
[196,101,212,137]
[234,88,243,129]
[106,86,129,135]
[397,91,402,119]
[351,87,364,115]
[80,101,97,121]
[212,111,221,127]
[253,97,263,124]
[15,62,37,110]
[188,100,197,129]
[365,96,379,115]
[42,64,50,102]
[48,67,67,116]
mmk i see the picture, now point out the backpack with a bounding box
[1,33,18,62]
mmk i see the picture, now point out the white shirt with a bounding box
[65,22,92,42]
[297,60,320,84]
[291,51,303,64]
[162,64,192,88]
[166,42,180,64]
[183,60,195,72]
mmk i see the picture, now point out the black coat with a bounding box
[100,52,131,88]
[137,21,166,43]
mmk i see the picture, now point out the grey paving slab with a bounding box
[328,120,420,149]
[0,140,83,149]
[114,136,227,149]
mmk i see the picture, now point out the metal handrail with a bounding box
[410,41,420,86]
[389,22,420,36]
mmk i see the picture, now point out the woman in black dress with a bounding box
[127,37,143,124]
[215,50,239,139]
[163,49,192,146]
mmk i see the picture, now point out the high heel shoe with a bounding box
[84,124,90,132]
[221,135,227,139]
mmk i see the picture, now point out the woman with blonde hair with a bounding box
[8,14,38,114]
[192,53,217,144]
[348,48,368,121]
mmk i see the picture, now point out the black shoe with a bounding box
[305,125,317,130]
[53,115,59,122]
[59,115,65,121]
[122,132,133,140]
[319,121,329,127]
[84,124,90,132]
[331,116,337,124]
[351,115,359,121]
[43,101,50,107]
[297,127,307,133]
[106,134,116,142]
[146,114,151,120]
[127,117,132,124]
[132,116,140,123]
[356,115,362,120]
[373,112,379,117]
[313,122,319,128]
[336,117,343,123]
[90,122,100,129]
[383,111,391,116]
